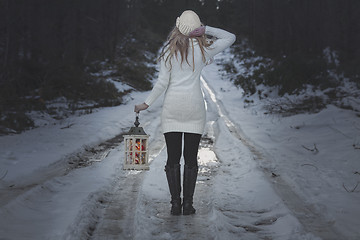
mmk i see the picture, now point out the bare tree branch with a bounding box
[271,172,279,177]
[343,182,360,193]
[328,125,352,139]
[302,144,319,154]
[0,170,8,180]
[60,123,75,129]
[301,163,318,170]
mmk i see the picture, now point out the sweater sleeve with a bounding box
[205,26,236,58]
[144,58,171,106]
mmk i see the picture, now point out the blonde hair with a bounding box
[159,26,212,71]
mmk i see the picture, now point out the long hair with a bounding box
[158,26,213,71]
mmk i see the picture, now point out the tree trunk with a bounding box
[3,0,10,68]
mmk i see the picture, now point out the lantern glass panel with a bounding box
[123,135,149,170]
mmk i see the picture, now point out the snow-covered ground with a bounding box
[0,50,359,240]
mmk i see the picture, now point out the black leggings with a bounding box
[164,132,201,168]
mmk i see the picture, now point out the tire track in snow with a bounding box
[0,109,163,239]
[201,75,344,240]
[89,120,166,240]
[201,78,284,239]
[0,132,125,208]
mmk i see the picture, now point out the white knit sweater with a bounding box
[145,26,236,134]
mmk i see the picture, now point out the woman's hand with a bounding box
[189,26,205,37]
[134,103,149,113]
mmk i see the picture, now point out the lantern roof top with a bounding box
[126,126,147,136]
[126,113,147,135]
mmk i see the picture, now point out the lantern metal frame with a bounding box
[123,113,150,170]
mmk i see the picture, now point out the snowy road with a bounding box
[89,75,332,240]
[1,58,359,239]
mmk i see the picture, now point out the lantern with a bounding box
[123,113,149,170]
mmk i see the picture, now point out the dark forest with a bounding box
[0,0,359,133]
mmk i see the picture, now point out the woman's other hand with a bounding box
[189,26,205,37]
[134,103,149,113]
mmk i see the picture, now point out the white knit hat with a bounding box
[176,10,201,36]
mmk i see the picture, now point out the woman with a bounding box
[135,10,235,215]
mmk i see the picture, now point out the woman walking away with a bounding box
[135,10,235,215]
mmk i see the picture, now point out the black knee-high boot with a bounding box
[183,165,198,215]
[165,164,182,215]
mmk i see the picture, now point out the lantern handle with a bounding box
[134,112,140,127]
